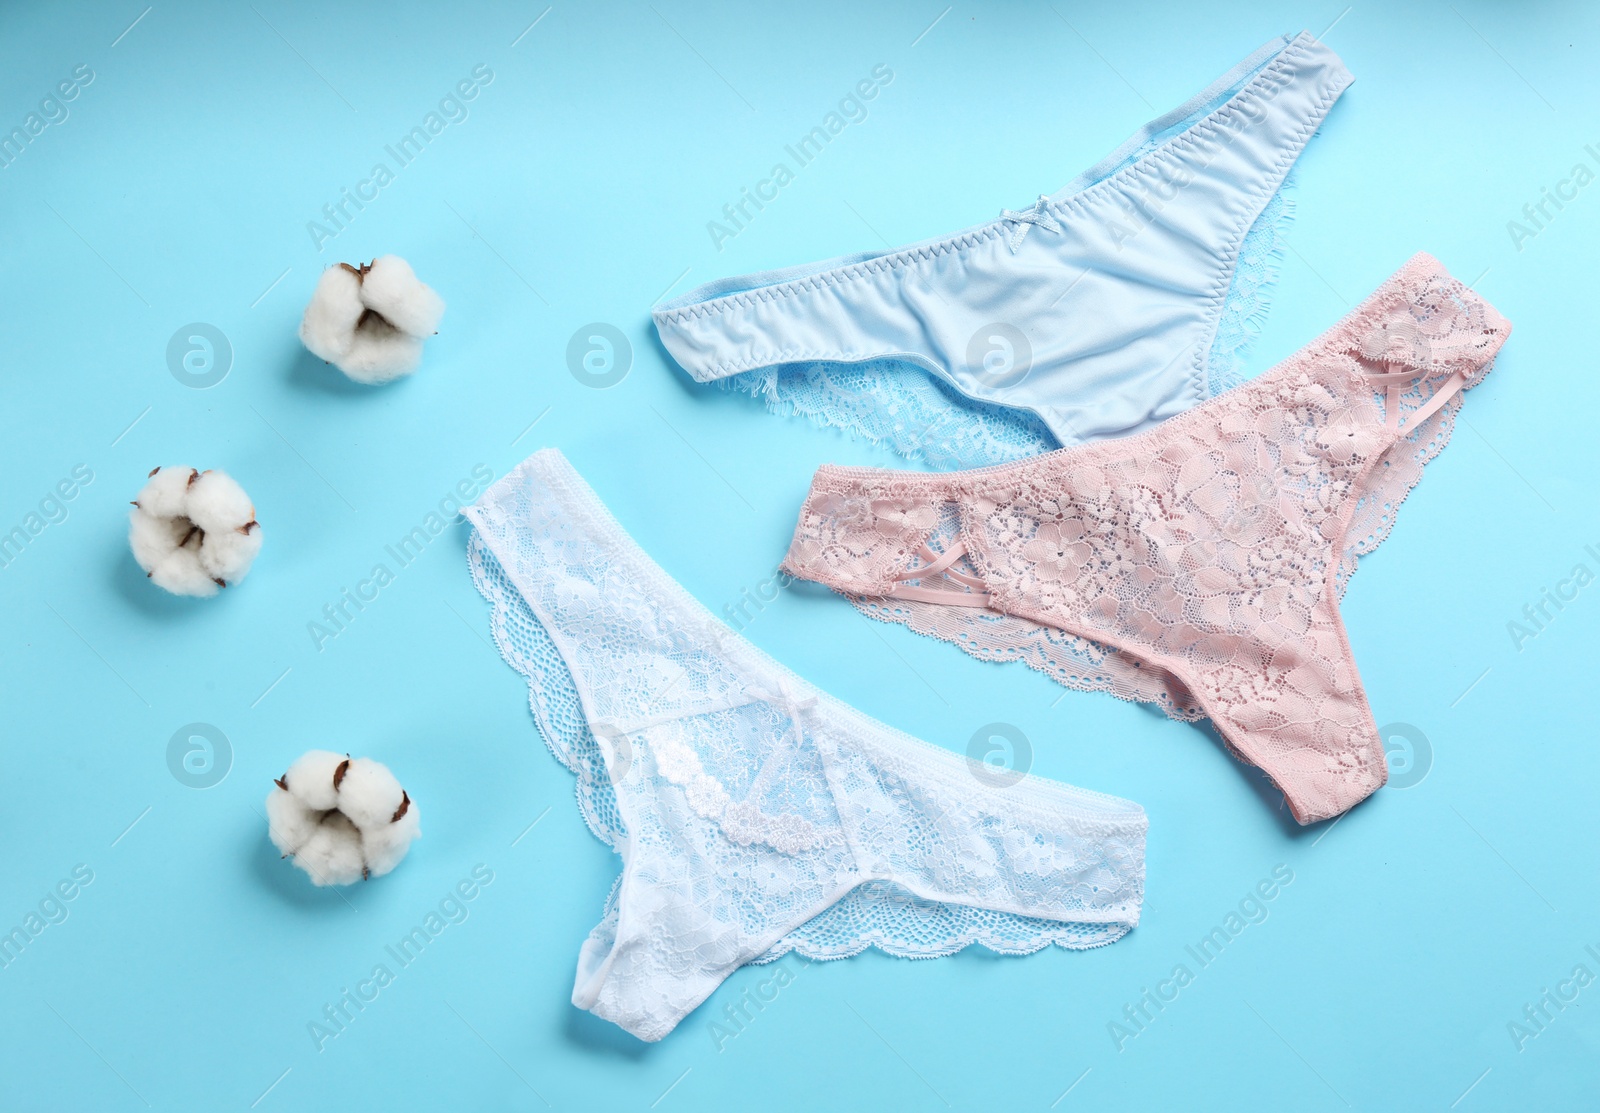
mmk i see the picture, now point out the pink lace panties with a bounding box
[782,254,1511,823]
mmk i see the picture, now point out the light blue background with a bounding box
[1,3,1595,1110]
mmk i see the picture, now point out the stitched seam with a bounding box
[660,224,1009,325]
[684,62,1333,387]
[1182,70,1349,403]
[1042,37,1313,223]
[657,37,1322,327]
[689,350,914,380]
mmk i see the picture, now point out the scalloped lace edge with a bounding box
[468,534,627,851]
[847,593,1206,723]
[751,918,1132,964]
[466,529,1134,961]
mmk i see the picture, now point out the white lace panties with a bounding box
[464,449,1147,1041]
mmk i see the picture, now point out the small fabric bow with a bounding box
[751,678,818,735]
[999,195,1062,252]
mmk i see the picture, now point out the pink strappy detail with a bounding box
[782,254,1511,824]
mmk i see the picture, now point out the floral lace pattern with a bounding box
[465,450,1147,1041]
[784,255,1511,824]
[721,356,1059,470]
[1207,171,1297,397]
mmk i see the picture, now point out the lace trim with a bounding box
[1335,389,1464,596]
[851,595,1205,721]
[719,359,1058,470]
[465,453,1146,967]
[1206,170,1296,397]
[715,167,1302,469]
[752,880,1131,964]
[468,535,626,850]
[843,506,1203,719]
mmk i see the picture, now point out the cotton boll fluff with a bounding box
[299,255,445,384]
[359,256,445,337]
[267,751,420,886]
[128,466,261,597]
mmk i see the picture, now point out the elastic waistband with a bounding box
[652,31,1349,326]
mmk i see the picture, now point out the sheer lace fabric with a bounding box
[465,450,1146,1041]
[718,356,1059,471]
[783,255,1511,824]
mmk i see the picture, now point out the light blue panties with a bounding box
[654,32,1352,468]
[465,450,1147,1040]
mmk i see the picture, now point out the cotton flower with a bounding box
[128,466,261,597]
[299,255,445,384]
[266,750,421,886]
